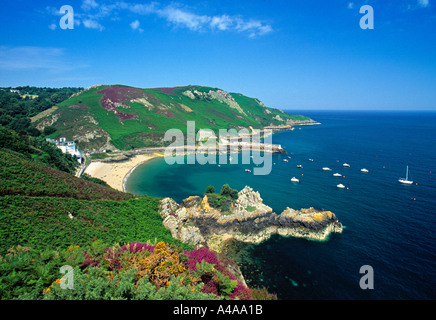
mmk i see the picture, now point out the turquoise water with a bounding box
[125,111,436,299]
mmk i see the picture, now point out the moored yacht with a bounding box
[398,166,413,184]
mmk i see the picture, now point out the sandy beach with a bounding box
[84,153,162,192]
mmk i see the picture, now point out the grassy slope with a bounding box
[0,150,132,201]
[0,150,188,255]
[38,85,311,150]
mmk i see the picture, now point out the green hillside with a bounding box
[33,84,312,151]
[0,149,186,255]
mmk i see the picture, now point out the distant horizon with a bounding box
[2,82,434,112]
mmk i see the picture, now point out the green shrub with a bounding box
[205,185,215,194]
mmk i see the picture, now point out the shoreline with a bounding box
[83,122,317,194]
[121,153,163,192]
[84,153,163,192]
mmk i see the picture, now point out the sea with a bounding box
[125,110,436,300]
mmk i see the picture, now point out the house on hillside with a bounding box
[46,137,84,163]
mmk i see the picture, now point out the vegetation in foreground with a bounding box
[0,241,257,300]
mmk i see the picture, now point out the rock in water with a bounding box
[159,186,343,251]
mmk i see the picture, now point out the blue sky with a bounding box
[0,0,435,110]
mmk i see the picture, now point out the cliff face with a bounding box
[159,186,343,252]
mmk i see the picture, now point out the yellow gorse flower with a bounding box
[155,241,166,252]
[66,245,79,253]
[43,287,51,294]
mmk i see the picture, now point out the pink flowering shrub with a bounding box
[96,86,143,121]
[184,247,252,300]
[80,242,252,300]
[97,86,144,102]
[82,253,100,268]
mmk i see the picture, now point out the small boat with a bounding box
[245,169,251,173]
[333,173,342,177]
[283,159,288,162]
[297,165,303,168]
[309,159,314,162]
[291,177,300,183]
[322,167,331,171]
[343,163,350,167]
[361,168,369,173]
[337,184,345,189]
[398,166,413,184]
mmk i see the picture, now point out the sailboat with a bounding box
[398,166,413,184]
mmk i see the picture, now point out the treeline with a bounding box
[0,86,83,135]
[0,86,83,173]
[0,126,78,174]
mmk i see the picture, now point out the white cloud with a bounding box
[417,0,430,7]
[82,19,104,31]
[155,5,272,37]
[82,0,99,11]
[130,19,140,30]
[348,2,355,9]
[157,6,211,31]
[45,1,273,37]
[235,18,273,37]
[210,15,233,31]
[48,23,57,30]
[125,2,157,15]
[130,19,143,32]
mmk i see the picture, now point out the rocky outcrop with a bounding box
[182,89,246,116]
[159,186,343,252]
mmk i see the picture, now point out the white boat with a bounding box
[297,165,303,168]
[398,166,413,184]
[309,159,314,162]
[322,167,331,171]
[245,169,251,173]
[283,159,288,162]
[337,184,345,189]
[343,163,350,167]
[291,177,300,183]
[333,173,342,177]
[361,168,369,173]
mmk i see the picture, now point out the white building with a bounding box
[46,137,84,163]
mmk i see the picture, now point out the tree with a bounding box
[220,184,232,197]
[205,185,215,194]
[229,189,239,200]
[43,126,57,136]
